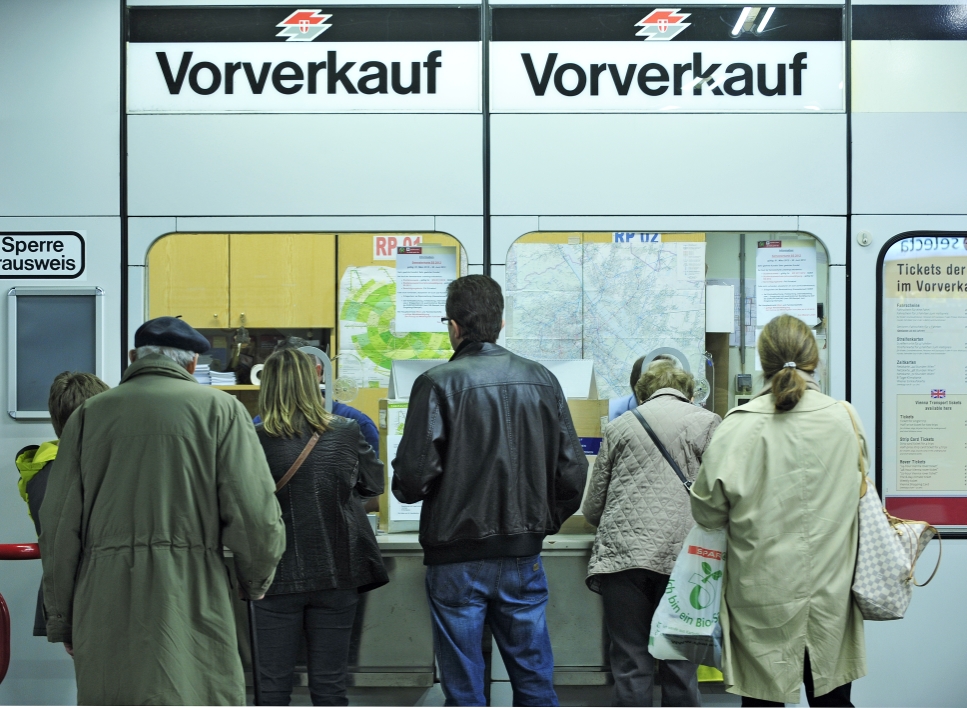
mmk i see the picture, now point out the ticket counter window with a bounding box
[879,233,967,534]
[145,232,467,423]
[504,232,831,419]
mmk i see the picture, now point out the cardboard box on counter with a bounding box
[560,399,609,535]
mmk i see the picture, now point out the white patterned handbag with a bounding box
[841,402,941,621]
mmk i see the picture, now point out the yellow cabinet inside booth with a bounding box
[229,234,335,328]
[147,233,230,329]
[148,233,336,329]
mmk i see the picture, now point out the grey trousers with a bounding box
[599,568,701,707]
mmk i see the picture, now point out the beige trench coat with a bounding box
[690,378,867,703]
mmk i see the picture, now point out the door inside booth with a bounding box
[145,232,468,427]
[503,231,832,421]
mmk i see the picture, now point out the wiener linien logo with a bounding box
[636,9,691,40]
[277,9,332,41]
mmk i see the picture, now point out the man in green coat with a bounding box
[40,317,286,705]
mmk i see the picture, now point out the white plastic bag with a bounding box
[649,524,726,669]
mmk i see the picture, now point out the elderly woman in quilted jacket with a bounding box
[254,349,388,706]
[583,360,721,707]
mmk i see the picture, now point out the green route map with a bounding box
[338,266,451,387]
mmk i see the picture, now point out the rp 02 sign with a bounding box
[0,232,85,279]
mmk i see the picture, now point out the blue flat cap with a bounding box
[134,317,211,354]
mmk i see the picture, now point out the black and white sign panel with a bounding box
[0,232,85,279]
[490,6,845,113]
[127,6,481,113]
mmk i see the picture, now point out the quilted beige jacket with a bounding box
[583,388,721,591]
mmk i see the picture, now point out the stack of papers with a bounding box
[210,370,237,386]
[194,364,212,385]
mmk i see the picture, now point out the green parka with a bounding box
[40,355,286,706]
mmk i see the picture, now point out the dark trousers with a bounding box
[740,651,853,707]
[599,568,700,707]
[253,588,359,706]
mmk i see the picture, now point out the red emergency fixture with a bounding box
[0,543,40,685]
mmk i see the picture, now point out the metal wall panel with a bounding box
[0,0,119,217]
[0,216,122,706]
[128,114,483,217]
[852,113,967,215]
[491,114,846,217]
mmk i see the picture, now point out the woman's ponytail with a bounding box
[770,366,806,412]
[757,314,820,413]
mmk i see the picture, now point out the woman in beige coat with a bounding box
[691,315,867,707]
[584,360,721,707]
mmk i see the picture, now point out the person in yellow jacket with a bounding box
[15,371,109,636]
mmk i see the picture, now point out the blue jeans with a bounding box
[425,555,558,707]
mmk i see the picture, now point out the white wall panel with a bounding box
[853,41,967,113]
[853,540,964,708]
[491,216,540,265]
[852,113,967,215]
[435,216,484,265]
[491,114,846,217]
[0,0,120,216]
[128,114,483,217]
[537,215,800,234]
[0,217,121,706]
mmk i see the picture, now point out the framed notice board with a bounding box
[878,233,967,537]
[7,287,104,419]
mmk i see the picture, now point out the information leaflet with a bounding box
[882,236,967,530]
[755,240,817,326]
[384,401,422,524]
[395,245,457,333]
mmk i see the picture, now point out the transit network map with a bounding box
[338,266,452,388]
[505,241,707,399]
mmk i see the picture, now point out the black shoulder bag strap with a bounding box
[632,409,692,493]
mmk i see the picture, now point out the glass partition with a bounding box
[145,231,467,424]
[505,231,830,418]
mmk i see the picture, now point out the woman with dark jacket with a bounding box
[254,348,388,706]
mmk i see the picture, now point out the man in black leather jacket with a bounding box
[392,275,588,707]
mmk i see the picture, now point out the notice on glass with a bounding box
[896,395,967,492]
[755,240,818,326]
[395,245,457,333]
[385,403,422,521]
[882,250,967,502]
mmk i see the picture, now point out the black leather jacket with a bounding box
[391,342,588,565]
[258,418,388,594]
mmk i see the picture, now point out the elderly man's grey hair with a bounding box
[133,345,196,370]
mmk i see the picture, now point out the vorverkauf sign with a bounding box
[0,232,85,279]
[126,6,481,113]
[490,6,845,113]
